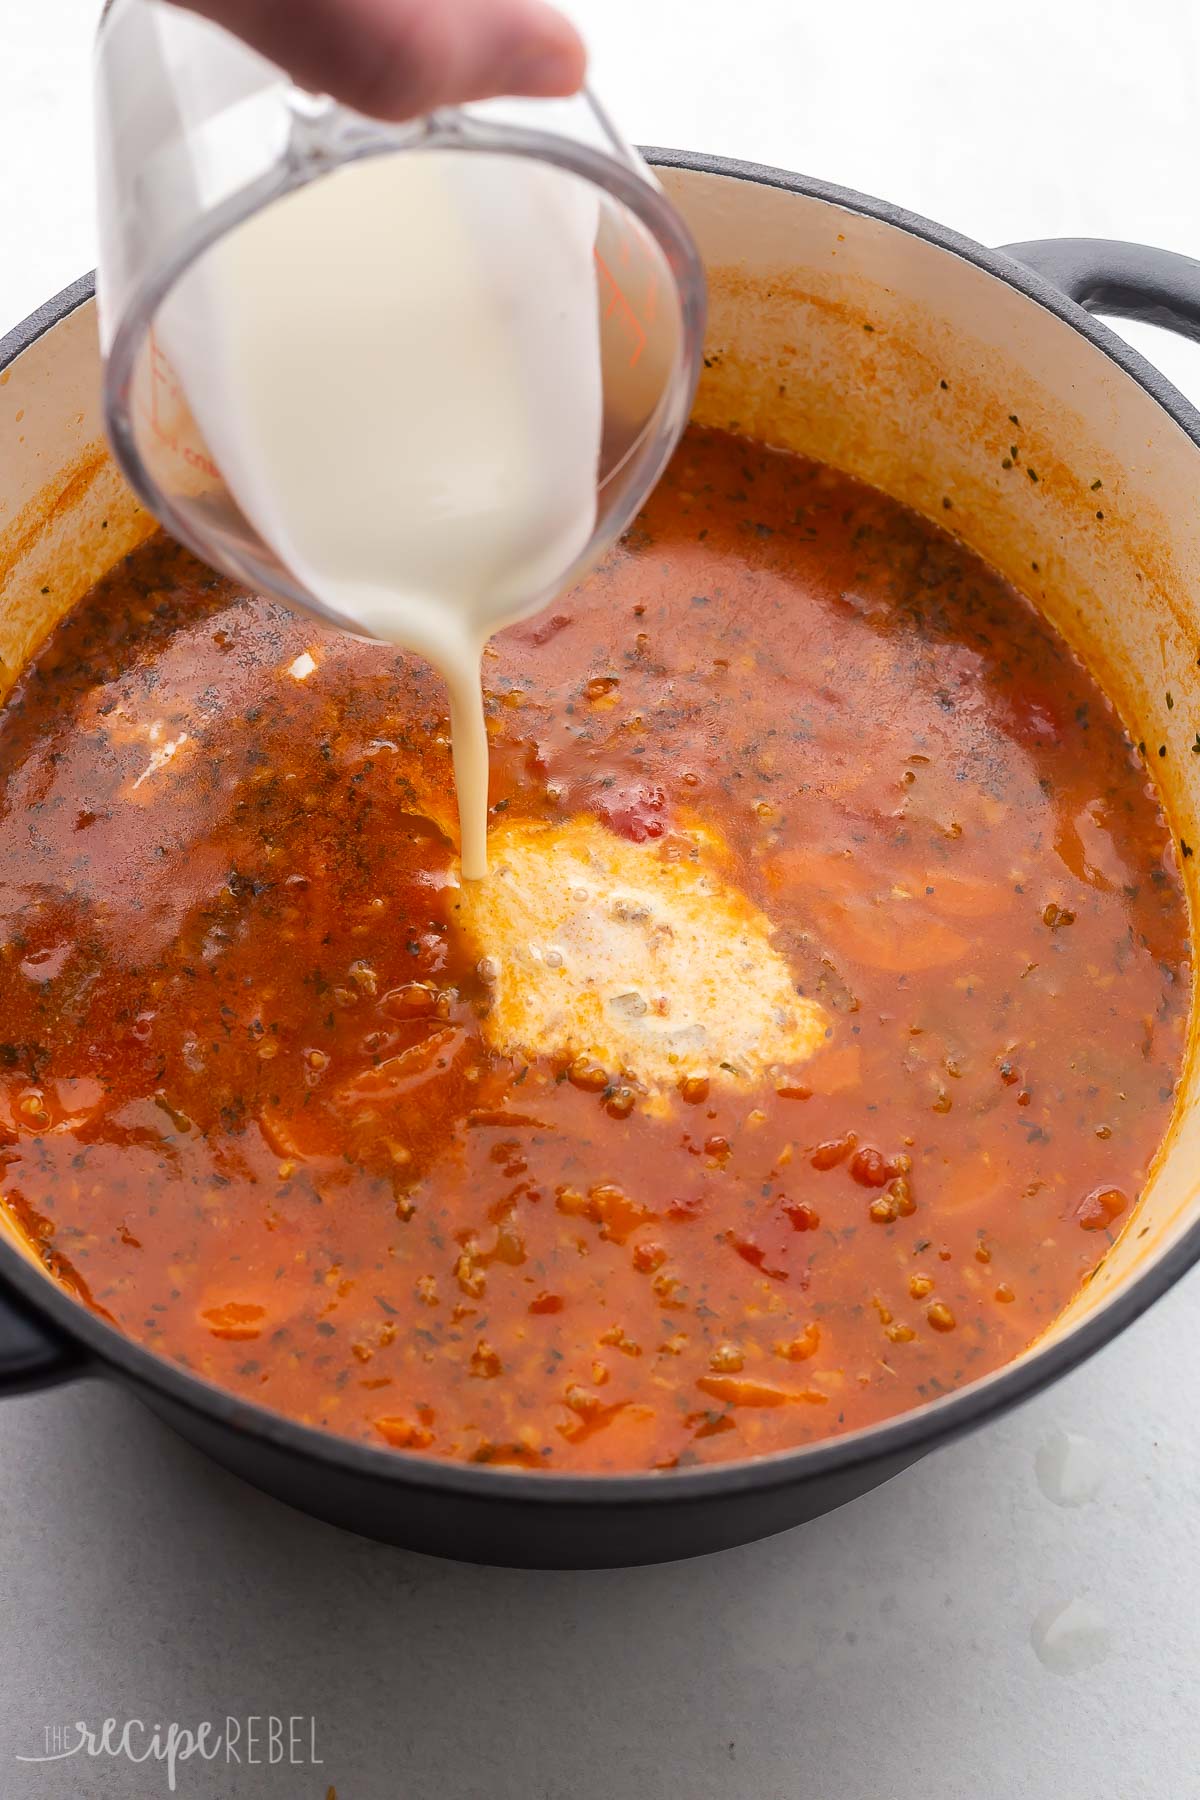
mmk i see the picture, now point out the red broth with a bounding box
[0,428,1187,1471]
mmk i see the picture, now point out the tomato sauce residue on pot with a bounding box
[0,427,1188,1472]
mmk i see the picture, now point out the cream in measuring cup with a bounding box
[97,7,704,877]
[157,150,603,879]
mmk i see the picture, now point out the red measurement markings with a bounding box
[594,247,647,369]
[136,327,220,483]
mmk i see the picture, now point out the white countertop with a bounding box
[2,3,1199,1796]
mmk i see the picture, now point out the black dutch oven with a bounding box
[2,153,1199,1566]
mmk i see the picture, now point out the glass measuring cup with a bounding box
[94,0,707,636]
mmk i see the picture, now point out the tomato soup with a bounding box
[0,427,1187,1472]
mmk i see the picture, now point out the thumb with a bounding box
[180,0,588,122]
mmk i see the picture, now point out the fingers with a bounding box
[182,0,587,120]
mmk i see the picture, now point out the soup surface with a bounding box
[0,428,1188,1471]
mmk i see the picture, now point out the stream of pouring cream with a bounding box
[155,156,833,1098]
[159,150,603,878]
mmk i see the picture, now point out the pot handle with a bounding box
[0,1283,80,1393]
[1002,237,1200,343]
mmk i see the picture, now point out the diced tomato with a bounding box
[593,782,668,842]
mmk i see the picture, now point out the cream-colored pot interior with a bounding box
[1,164,1198,1386]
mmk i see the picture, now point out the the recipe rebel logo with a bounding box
[14,1714,324,1792]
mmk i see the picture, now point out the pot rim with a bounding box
[2,148,1199,1511]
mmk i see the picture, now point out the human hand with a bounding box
[177,0,587,121]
